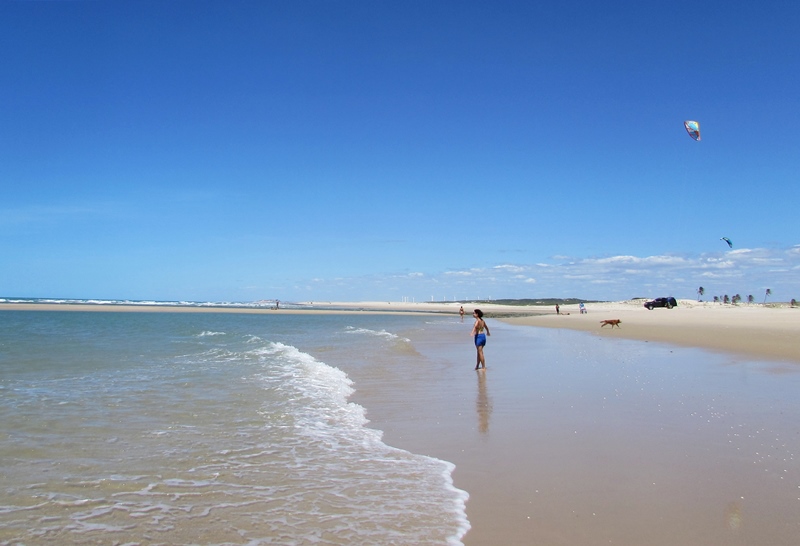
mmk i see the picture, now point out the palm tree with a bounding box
[747,295,754,304]
[764,288,772,303]
[697,286,705,301]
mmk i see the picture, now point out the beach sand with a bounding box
[502,299,800,364]
[314,299,800,364]
[4,299,799,544]
[337,301,800,545]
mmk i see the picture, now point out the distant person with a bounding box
[459,306,465,322]
[555,304,560,315]
[579,302,586,314]
[471,309,491,370]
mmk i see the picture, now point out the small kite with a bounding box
[721,237,732,248]
[684,120,701,141]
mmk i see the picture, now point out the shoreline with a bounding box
[3,299,798,363]
[344,308,800,545]
[6,299,800,544]
[0,302,456,315]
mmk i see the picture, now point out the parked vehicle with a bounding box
[644,297,677,310]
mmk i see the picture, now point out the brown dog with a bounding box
[600,319,622,329]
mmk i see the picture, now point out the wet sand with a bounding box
[346,312,800,545]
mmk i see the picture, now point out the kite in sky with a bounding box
[684,120,701,141]
[721,237,732,248]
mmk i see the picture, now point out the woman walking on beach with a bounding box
[471,309,490,370]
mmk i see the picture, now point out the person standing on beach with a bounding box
[471,309,490,370]
[459,306,465,322]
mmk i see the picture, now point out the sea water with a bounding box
[0,310,469,545]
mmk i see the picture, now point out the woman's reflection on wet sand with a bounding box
[476,370,492,434]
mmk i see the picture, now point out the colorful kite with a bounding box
[684,120,701,141]
[721,237,732,248]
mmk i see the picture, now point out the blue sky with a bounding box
[2,0,799,303]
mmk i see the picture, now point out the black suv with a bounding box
[644,297,677,310]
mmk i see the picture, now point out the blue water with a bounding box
[0,310,468,545]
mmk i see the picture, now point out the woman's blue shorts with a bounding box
[474,333,487,347]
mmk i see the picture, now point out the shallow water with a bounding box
[0,311,468,545]
[5,309,800,545]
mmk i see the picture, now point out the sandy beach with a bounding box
[325,299,800,544]
[317,299,800,364]
[331,300,800,545]
[501,299,800,364]
[4,298,797,363]
[3,299,799,544]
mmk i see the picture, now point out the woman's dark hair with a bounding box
[473,309,483,318]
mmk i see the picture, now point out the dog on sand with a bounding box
[600,319,622,329]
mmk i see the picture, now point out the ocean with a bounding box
[0,309,469,545]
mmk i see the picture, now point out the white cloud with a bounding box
[590,255,639,264]
[583,255,692,268]
[445,270,473,277]
[493,264,526,273]
[286,244,800,302]
[700,260,735,269]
